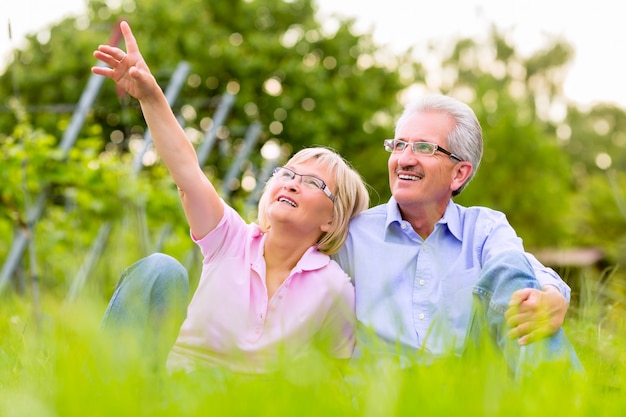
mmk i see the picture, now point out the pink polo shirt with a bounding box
[166,203,356,374]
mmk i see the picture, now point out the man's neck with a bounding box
[398,200,449,240]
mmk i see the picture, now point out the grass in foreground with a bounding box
[0,294,624,417]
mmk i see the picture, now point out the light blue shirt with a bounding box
[333,197,570,356]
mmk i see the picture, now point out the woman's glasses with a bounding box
[272,166,335,202]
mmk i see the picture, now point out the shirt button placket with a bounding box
[414,242,431,336]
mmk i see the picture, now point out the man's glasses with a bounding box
[272,166,335,202]
[384,139,462,162]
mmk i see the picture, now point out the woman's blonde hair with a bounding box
[257,147,369,255]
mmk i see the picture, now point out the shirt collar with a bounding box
[441,200,463,242]
[384,197,463,242]
[296,246,332,272]
[384,196,404,229]
[252,229,330,272]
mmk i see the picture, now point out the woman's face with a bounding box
[265,160,335,238]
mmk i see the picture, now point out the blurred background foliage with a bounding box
[0,0,624,314]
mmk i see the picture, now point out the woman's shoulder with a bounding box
[318,257,354,290]
[194,203,261,257]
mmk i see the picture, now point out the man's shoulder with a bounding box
[455,203,504,215]
[363,203,389,215]
[342,204,389,244]
[351,203,388,223]
[452,203,509,226]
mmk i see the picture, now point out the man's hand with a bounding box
[505,285,568,345]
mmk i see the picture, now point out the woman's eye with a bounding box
[303,178,320,188]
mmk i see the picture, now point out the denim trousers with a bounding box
[100,253,189,366]
[471,250,584,378]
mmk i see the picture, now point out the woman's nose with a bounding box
[283,175,301,190]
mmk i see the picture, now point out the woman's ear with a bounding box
[320,215,334,233]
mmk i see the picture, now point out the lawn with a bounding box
[0,276,624,417]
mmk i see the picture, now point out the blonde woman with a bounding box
[95,21,369,374]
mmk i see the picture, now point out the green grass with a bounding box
[0,288,624,417]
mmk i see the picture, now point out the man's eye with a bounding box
[415,143,432,153]
[394,141,407,150]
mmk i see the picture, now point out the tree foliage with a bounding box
[1,0,625,295]
[1,0,411,199]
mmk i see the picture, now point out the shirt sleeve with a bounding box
[315,277,356,359]
[525,252,571,302]
[193,201,249,262]
[479,210,571,302]
[331,242,354,283]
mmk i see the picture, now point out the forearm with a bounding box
[483,221,571,301]
[526,252,571,303]
[138,90,201,188]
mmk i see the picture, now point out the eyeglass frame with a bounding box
[383,139,462,162]
[271,166,335,202]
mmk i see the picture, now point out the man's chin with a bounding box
[392,181,419,195]
[391,189,419,205]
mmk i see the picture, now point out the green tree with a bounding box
[3,0,626,295]
[0,0,411,295]
[0,0,411,202]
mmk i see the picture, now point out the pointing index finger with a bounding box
[119,21,139,55]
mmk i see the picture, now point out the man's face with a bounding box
[387,110,462,209]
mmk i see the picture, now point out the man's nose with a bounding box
[397,145,418,164]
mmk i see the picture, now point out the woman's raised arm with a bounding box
[92,21,223,239]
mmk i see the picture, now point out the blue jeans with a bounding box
[471,250,584,378]
[100,253,189,366]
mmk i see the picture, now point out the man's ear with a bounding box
[450,162,473,193]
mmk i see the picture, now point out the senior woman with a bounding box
[94,21,369,374]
